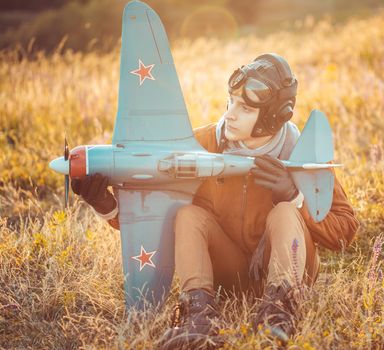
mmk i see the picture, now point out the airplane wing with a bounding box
[112,0,198,145]
[289,110,335,222]
[117,188,195,308]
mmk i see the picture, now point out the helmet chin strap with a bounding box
[217,120,229,153]
[219,114,274,154]
[251,106,279,137]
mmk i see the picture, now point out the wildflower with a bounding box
[240,323,248,335]
[62,290,76,307]
[368,235,383,284]
[291,238,301,288]
[322,63,338,81]
[85,229,95,240]
[49,210,67,230]
[33,232,47,249]
[303,342,316,350]
[53,210,66,225]
[377,268,383,282]
[57,246,72,266]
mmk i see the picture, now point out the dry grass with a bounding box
[1,11,384,349]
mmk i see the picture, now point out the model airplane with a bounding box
[49,0,341,310]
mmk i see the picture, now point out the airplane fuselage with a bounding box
[49,143,257,186]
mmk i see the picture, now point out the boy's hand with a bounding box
[71,173,117,214]
[252,155,298,204]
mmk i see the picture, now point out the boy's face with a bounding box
[223,93,260,142]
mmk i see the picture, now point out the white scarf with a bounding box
[215,115,300,159]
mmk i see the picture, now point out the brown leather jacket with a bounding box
[108,123,359,252]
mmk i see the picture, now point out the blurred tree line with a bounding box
[0,0,381,53]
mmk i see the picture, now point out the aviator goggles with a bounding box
[228,62,296,108]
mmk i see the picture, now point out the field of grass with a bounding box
[1,10,384,349]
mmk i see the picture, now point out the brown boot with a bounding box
[252,280,299,344]
[159,289,222,349]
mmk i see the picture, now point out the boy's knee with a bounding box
[266,202,301,234]
[267,201,298,220]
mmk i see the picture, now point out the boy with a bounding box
[71,53,359,347]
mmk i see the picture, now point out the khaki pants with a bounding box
[174,203,320,295]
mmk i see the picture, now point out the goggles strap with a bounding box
[277,82,297,100]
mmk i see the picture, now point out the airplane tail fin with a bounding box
[289,109,334,163]
[289,110,335,222]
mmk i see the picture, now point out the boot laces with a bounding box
[170,301,185,328]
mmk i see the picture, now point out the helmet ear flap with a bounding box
[252,99,294,136]
[276,99,294,123]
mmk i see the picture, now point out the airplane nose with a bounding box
[49,156,69,175]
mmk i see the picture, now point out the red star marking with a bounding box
[130,59,155,86]
[131,245,156,271]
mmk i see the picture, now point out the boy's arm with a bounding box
[299,175,359,251]
[71,173,120,230]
